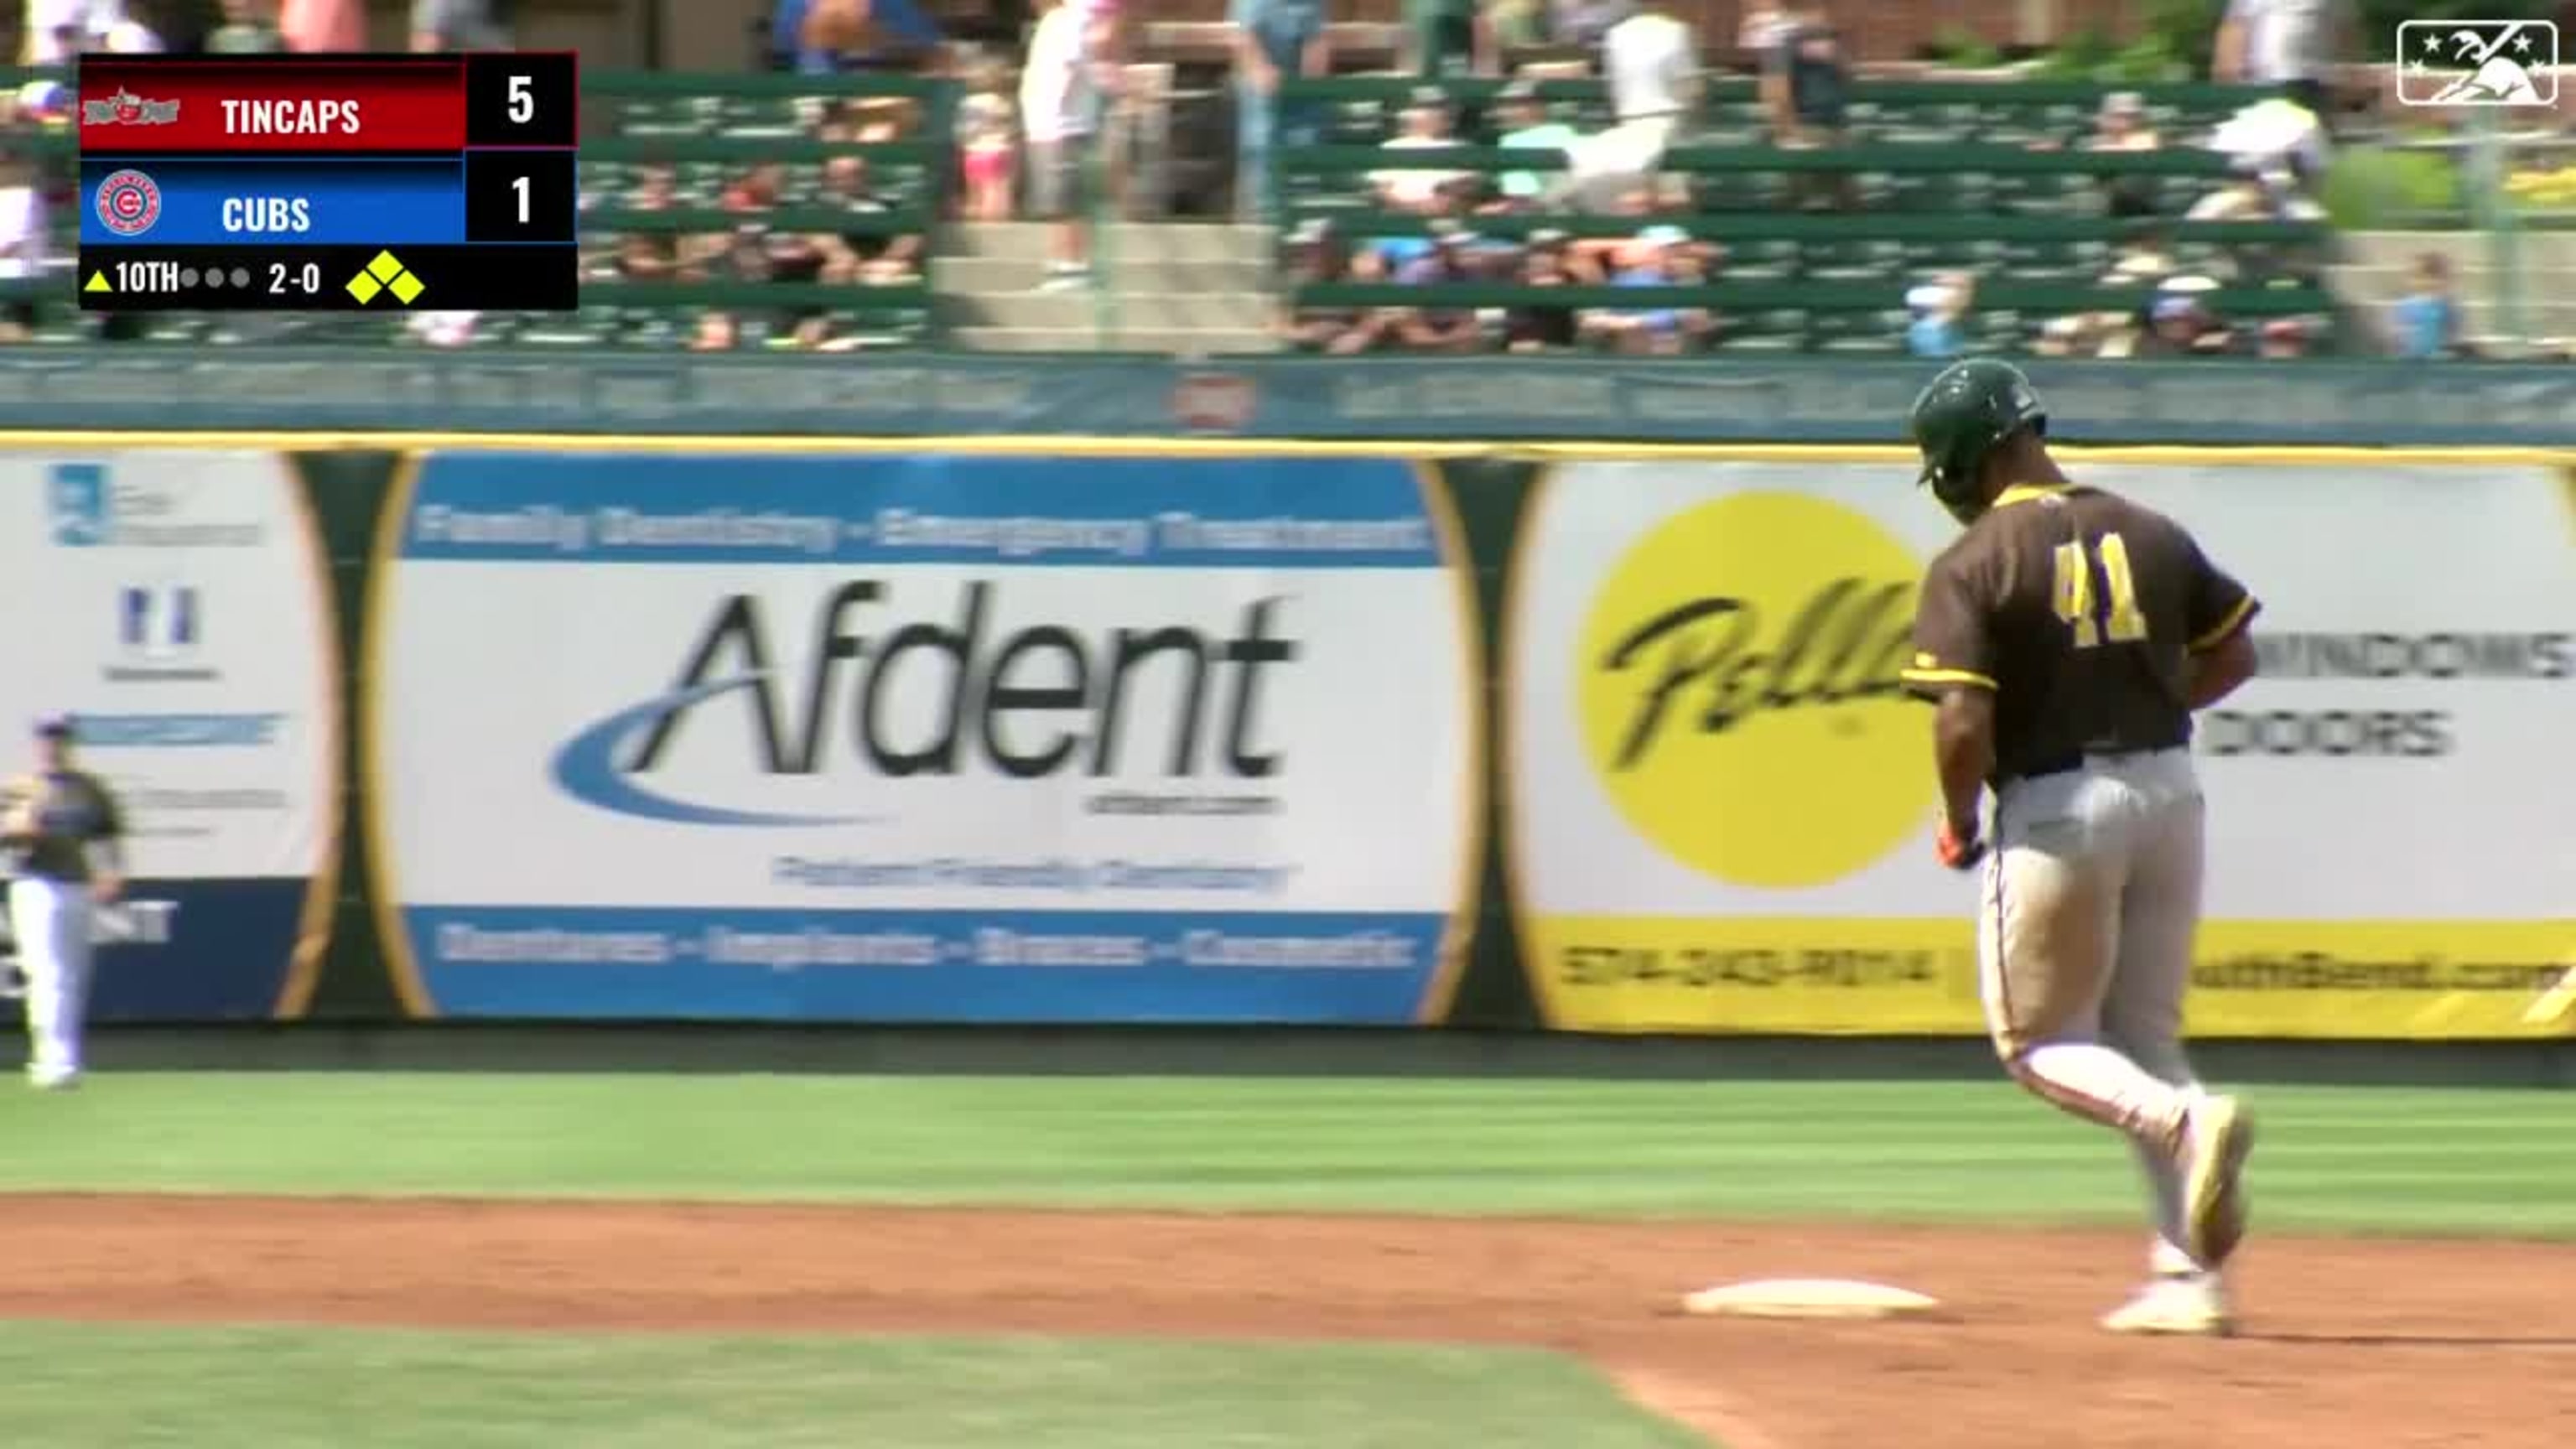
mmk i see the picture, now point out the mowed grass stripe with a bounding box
[0,1325,1706,1449]
[0,1075,2565,1236]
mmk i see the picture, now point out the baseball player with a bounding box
[1898,359,2262,1337]
[2,714,127,1091]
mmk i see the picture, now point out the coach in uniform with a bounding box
[1898,358,2262,1337]
[2,714,127,1091]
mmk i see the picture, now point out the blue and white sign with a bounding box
[0,449,340,1021]
[368,449,1484,1022]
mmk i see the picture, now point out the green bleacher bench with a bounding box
[576,281,932,311]
[1295,282,2333,318]
[1277,76,2285,111]
[1291,214,2324,245]
[582,205,930,237]
[1275,142,2242,178]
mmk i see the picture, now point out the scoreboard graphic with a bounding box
[78,53,579,312]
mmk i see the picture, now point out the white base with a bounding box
[1681,1277,1942,1320]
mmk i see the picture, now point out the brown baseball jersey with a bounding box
[1900,483,2259,783]
[0,769,123,882]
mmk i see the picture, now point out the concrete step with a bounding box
[2343,231,2576,270]
[932,256,1274,294]
[937,290,1277,330]
[943,221,1275,265]
[948,324,1282,355]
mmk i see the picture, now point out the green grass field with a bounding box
[1,1073,2568,1447]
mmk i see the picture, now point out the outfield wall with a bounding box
[8,437,2570,1037]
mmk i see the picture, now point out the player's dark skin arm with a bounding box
[2185,627,2258,710]
[1930,687,1997,839]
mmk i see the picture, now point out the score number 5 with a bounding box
[2051,533,2148,648]
[509,75,535,125]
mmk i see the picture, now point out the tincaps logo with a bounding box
[94,169,162,237]
[2397,19,2560,107]
[1575,491,1933,890]
[82,88,179,126]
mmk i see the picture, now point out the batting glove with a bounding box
[1935,818,1987,872]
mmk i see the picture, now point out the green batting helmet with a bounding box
[1909,357,2048,524]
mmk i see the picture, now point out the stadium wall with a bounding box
[8,428,2568,1045]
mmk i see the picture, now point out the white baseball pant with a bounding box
[10,877,96,1083]
[1976,746,2210,1274]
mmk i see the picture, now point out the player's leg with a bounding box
[51,888,96,1084]
[1981,776,2195,1151]
[11,878,77,1088]
[2106,767,2251,1270]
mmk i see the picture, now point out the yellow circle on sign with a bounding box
[1575,490,1935,890]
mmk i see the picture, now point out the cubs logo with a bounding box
[95,169,162,237]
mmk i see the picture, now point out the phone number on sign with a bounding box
[1556,946,1947,989]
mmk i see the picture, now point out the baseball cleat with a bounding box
[25,1066,80,1092]
[2182,1093,2255,1269]
[2101,1272,2233,1337]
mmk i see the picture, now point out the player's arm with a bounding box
[2179,533,2261,709]
[0,773,39,844]
[1901,551,1999,848]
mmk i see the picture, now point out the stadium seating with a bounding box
[1275,75,2342,356]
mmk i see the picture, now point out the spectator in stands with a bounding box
[1280,217,1358,351]
[1736,2,1794,61]
[1549,0,1628,51]
[2140,288,2234,356]
[1488,0,1546,51]
[1374,91,1472,210]
[1493,78,1579,209]
[1232,0,1329,222]
[2103,223,2176,288]
[1905,273,1972,359]
[1581,224,1709,355]
[1554,0,1693,211]
[410,0,508,51]
[2389,252,2464,360]
[1602,0,1696,149]
[958,61,1019,221]
[820,153,924,283]
[2256,318,2310,359]
[775,0,945,72]
[1504,227,1579,352]
[1763,3,1856,211]
[279,0,363,52]
[22,1,106,63]
[2036,314,2098,358]
[2214,0,2354,121]
[615,233,680,283]
[1333,221,1484,355]
[2187,158,2324,222]
[690,311,740,353]
[210,0,287,52]
[1021,0,1104,291]
[0,147,42,345]
[2087,91,2162,219]
[1408,0,1494,78]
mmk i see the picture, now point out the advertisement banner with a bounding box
[367,449,1482,1022]
[0,449,340,1019]
[1507,456,2574,1039]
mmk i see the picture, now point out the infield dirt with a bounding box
[8,1196,2573,1447]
